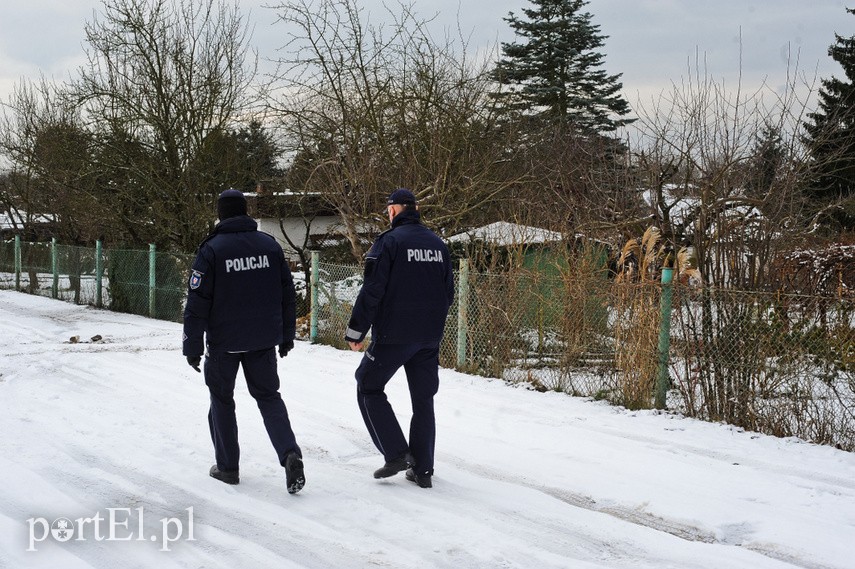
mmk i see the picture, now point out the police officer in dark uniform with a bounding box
[183,189,305,494]
[346,188,454,489]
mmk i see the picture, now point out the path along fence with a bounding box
[2,239,854,450]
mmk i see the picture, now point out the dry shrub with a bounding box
[558,243,610,366]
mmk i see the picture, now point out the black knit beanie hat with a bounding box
[217,189,247,220]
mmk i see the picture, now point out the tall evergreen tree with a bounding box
[746,123,784,200]
[803,7,855,231]
[491,0,632,133]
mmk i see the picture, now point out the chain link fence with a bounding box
[308,261,365,349]
[2,239,853,450]
[310,257,855,451]
[669,287,855,449]
[0,238,194,322]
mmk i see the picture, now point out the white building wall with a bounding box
[256,215,343,258]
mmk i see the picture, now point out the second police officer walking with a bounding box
[183,189,306,494]
[346,188,455,489]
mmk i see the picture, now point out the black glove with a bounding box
[279,340,294,358]
[186,355,202,373]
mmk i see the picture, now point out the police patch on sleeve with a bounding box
[189,270,204,290]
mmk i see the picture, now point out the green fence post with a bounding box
[51,237,59,299]
[310,250,319,344]
[14,235,21,290]
[149,243,156,318]
[95,240,103,308]
[457,258,469,369]
[655,267,675,409]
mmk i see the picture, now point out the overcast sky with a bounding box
[0,0,851,113]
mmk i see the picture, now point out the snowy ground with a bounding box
[1,290,855,569]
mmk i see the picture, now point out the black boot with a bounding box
[373,453,412,479]
[284,452,305,494]
[405,467,432,489]
[209,465,239,485]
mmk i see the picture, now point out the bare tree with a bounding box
[495,123,639,242]
[72,0,258,250]
[625,48,816,288]
[615,51,840,427]
[0,78,110,243]
[268,0,524,261]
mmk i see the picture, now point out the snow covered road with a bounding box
[1,290,854,568]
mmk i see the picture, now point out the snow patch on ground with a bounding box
[2,290,855,568]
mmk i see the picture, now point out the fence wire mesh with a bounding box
[0,240,194,322]
[312,259,854,451]
[2,240,853,451]
[106,248,194,321]
[668,287,855,449]
[310,262,369,349]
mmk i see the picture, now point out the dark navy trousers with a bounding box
[355,341,440,475]
[204,348,300,471]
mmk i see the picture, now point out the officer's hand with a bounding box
[348,341,364,352]
[186,355,202,373]
[279,340,294,358]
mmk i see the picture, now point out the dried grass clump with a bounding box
[611,227,701,409]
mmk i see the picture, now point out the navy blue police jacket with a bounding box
[183,215,296,356]
[345,209,454,345]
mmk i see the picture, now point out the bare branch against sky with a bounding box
[0,0,849,110]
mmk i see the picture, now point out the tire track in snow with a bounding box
[582,424,855,493]
[447,458,832,569]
